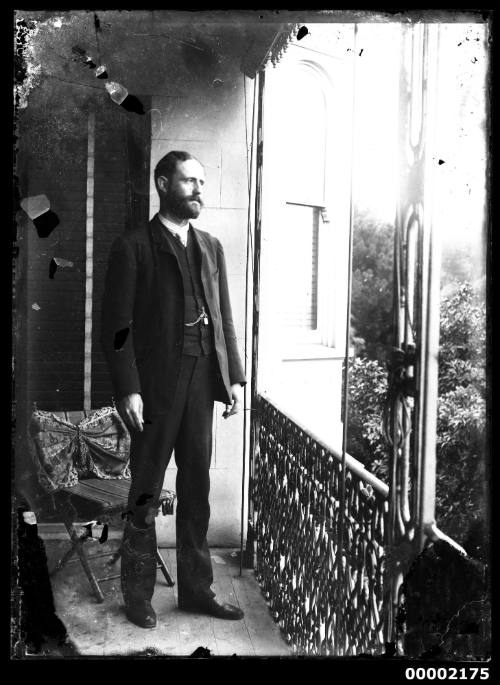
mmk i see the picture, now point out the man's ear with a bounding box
[157,175,169,193]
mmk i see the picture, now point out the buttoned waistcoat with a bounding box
[100,215,246,418]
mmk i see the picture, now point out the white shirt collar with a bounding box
[157,212,190,247]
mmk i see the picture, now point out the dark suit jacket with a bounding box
[101,215,246,417]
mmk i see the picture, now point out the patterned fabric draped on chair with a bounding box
[29,407,131,494]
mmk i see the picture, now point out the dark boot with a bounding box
[121,521,158,628]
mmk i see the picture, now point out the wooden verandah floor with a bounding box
[43,540,291,658]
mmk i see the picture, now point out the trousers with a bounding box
[121,353,216,606]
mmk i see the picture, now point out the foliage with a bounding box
[347,209,395,476]
[345,357,388,481]
[350,209,394,361]
[347,215,487,547]
[438,281,487,396]
[434,282,487,543]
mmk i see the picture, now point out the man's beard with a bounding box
[164,192,203,220]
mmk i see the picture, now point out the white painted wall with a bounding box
[149,68,254,547]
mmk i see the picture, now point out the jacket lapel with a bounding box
[150,214,176,256]
[191,227,215,280]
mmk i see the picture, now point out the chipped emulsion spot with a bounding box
[33,210,59,238]
[296,26,309,41]
[54,257,74,268]
[31,303,41,311]
[20,194,48,219]
[113,327,130,351]
[20,194,60,238]
[49,258,57,280]
[105,81,128,105]
[105,81,146,115]
[95,65,108,79]
[49,257,74,279]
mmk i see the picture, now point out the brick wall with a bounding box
[91,98,151,408]
[16,91,151,417]
[21,111,88,412]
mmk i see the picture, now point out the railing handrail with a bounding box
[257,392,390,498]
[257,394,467,555]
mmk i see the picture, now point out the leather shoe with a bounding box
[125,600,157,629]
[179,597,244,620]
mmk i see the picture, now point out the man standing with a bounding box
[101,151,246,629]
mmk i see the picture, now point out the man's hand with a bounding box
[118,393,144,432]
[223,384,243,419]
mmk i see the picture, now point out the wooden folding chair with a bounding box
[50,477,176,603]
[30,408,176,603]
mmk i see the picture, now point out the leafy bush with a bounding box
[345,357,388,480]
[347,272,487,547]
[435,282,487,544]
[350,210,394,361]
[438,282,486,396]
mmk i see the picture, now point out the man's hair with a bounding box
[154,150,202,192]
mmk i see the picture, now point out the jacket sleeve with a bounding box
[216,240,247,386]
[100,236,142,399]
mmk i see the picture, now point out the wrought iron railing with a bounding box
[251,394,389,656]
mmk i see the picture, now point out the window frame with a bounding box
[276,60,339,357]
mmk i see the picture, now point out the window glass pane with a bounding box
[434,23,488,553]
[346,23,400,480]
[280,203,319,331]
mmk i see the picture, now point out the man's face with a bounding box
[160,159,205,220]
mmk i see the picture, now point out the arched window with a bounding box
[283,65,327,205]
[257,46,351,445]
[277,64,328,334]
